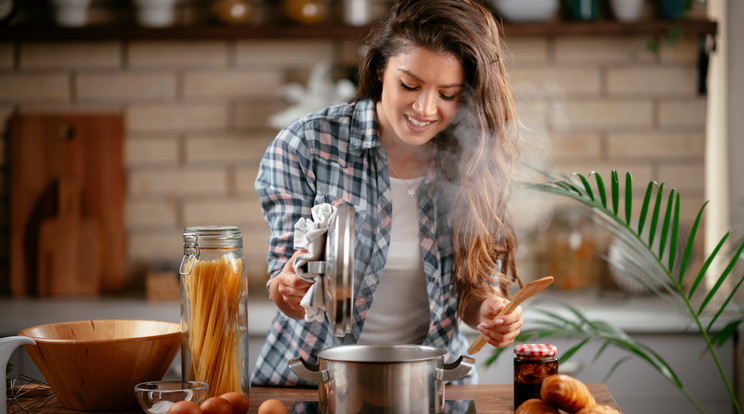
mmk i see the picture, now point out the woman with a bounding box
[251,0,523,386]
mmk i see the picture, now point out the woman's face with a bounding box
[376,46,465,151]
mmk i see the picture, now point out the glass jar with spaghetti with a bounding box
[179,226,249,397]
[514,343,559,409]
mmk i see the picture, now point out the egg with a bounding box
[257,399,287,414]
[167,400,201,414]
[200,397,233,414]
[220,392,250,414]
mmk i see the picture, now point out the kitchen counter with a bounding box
[7,384,621,413]
[0,289,737,337]
[2,294,739,413]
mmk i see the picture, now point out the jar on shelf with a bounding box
[565,0,599,21]
[546,207,599,290]
[514,343,559,409]
[283,0,329,25]
[179,226,249,397]
[213,0,252,25]
[343,0,371,26]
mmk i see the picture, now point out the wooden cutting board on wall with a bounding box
[10,112,126,297]
[37,176,102,296]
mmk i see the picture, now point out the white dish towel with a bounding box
[293,203,335,323]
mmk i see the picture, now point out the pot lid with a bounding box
[324,204,354,336]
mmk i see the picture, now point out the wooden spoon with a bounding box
[467,276,555,355]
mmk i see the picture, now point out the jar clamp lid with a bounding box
[514,344,558,357]
[180,226,242,276]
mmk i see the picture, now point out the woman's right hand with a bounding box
[269,249,314,319]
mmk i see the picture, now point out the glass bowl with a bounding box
[134,381,209,414]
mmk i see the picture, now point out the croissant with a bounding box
[576,405,622,414]
[515,398,559,414]
[540,374,597,412]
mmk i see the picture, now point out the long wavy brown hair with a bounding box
[353,0,522,319]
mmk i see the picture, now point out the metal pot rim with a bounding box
[315,344,448,363]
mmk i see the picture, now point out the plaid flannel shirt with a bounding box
[250,99,474,386]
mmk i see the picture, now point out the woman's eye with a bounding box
[400,80,458,101]
[440,93,458,102]
[400,81,417,91]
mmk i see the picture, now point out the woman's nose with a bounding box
[413,91,436,117]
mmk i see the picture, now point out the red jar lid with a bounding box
[514,343,558,356]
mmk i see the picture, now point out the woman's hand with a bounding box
[475,296,523,348]
[269,249,314,320]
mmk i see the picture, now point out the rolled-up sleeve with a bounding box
[255,120,317,280]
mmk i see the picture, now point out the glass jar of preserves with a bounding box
[179,226,249,397]
[514,343,558,409]
[283,0,329,25]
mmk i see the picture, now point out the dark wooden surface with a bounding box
[8,383,621,413]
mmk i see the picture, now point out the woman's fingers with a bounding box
[278,275,313,308]
[477,297,524,348]
[277,250,314,309]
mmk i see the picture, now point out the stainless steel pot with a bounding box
[289,344,475,414]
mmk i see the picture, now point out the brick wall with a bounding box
[0,31,707,294]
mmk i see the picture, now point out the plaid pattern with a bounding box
[250,99,476,386]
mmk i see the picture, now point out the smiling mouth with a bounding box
[406,115,433,128]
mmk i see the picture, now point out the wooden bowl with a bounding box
[18,319,181,411]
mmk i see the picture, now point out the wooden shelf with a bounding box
[0,18,717,95]
[501,19,717,37]
[0,24,372,42]
[0,19,717,42]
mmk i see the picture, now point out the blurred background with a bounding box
[1,1,742,412]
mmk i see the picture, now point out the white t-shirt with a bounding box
[358,176,431,345]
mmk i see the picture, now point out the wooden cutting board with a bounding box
[10,112,126,297]
[37,176,102,296]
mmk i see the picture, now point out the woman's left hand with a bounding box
[476,296,523,348]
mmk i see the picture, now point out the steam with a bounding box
[509,80,570,238]
[435,79,569,244]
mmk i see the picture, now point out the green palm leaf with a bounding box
[678,202,707,284]
[594,171,607,208]
[638,181,655,236]
[648,183,664,248]
[699,238,744,318]
[611,170,619,216]
[669,192,680,271]
[560,338,590,363]
[575,173,595,202]
[689,233,730,300]
[658,189,675,263]
[624,172,633,225]
[708,320,742,349]
[603,355,633,383]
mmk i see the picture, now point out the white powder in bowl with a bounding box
[148,400,175,414]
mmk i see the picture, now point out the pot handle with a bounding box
[439,355,475,382]
[1,336,36,414]
[288,357,329,384]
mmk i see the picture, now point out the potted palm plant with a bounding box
[487,169,743,414]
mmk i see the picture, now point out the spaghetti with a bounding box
[182,253,245,396]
